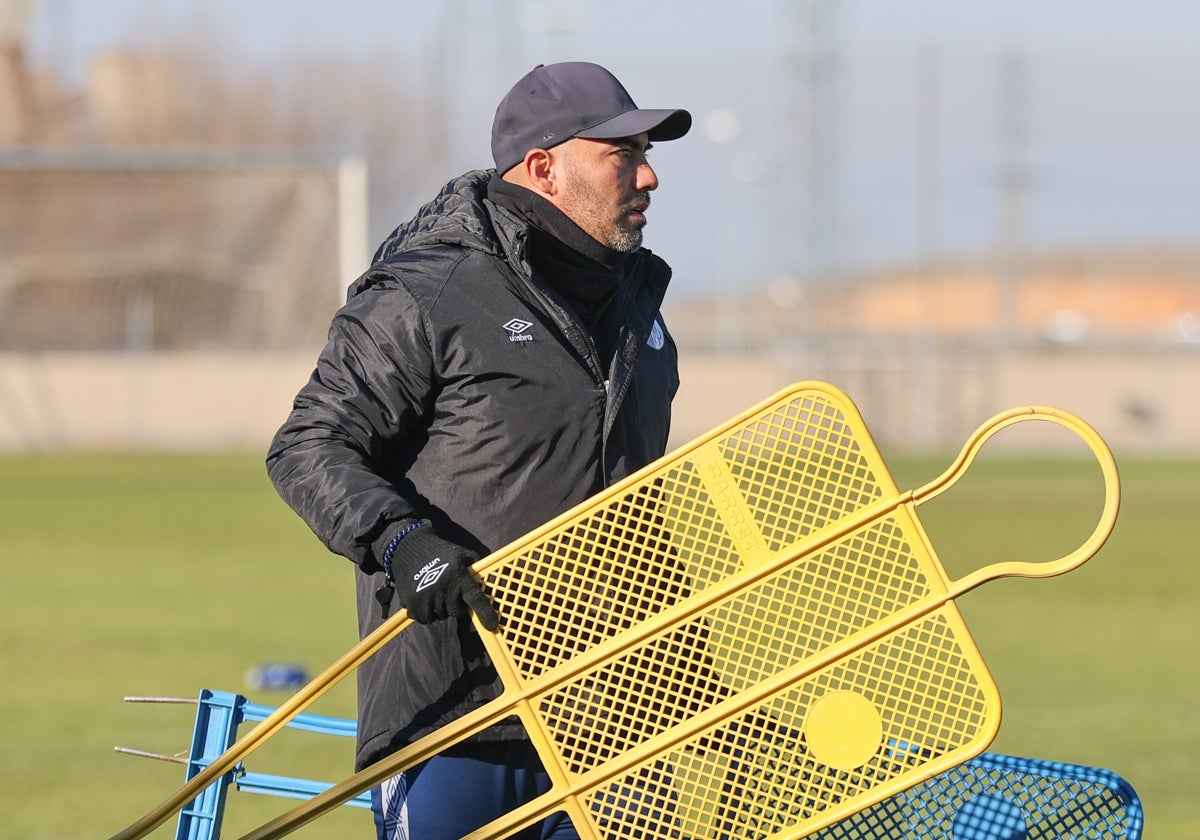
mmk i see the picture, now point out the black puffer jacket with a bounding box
[266,170,679,770]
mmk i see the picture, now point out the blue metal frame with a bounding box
[175,689,369,840]
[811,749,1144,839]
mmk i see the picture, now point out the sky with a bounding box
[21,0,1200,299]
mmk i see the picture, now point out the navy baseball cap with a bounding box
[491,62,692,175]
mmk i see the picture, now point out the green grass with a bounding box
[1,450,1194,837]
[887,453,1200,839]
[0,454,365,838]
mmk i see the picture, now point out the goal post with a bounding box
[0,146,370,449]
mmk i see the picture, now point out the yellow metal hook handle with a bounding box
[911,405,1121,597]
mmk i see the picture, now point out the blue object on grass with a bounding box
[244,662,309,691]
[810,750,1143,839]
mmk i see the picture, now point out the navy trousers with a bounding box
[370,742,579,840]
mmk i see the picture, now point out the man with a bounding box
[266,61,691,839]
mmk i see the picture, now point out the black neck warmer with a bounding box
[487,175,628,332]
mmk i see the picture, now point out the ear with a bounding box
[524,149,557,196]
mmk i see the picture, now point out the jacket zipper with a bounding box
[509,235,611,485]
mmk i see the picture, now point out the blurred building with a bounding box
[0,0,78,144]
[671,249,1200,349]
[664,249,1200,453]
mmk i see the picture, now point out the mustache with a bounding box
[625,191,652,212]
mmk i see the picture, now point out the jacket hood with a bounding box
[349,170,505,299]
[348,168,672,308]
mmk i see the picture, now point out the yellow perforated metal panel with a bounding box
[112,382,1119,840]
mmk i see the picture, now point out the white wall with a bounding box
[0,347,1194,455]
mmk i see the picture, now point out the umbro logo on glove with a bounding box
[380,523,500,631]
[414,558,449,591]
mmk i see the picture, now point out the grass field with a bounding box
[1,447,1196,838]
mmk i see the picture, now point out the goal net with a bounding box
[0,147,367,352]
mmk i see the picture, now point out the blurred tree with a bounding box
[83,19,426,243]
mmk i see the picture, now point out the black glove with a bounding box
[377,522,499,631]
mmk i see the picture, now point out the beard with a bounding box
[586,191,650,253]
[558,159,649,253]
[604,195,652,253]
[607,213,646,253]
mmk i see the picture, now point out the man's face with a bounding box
[552,133,659,253]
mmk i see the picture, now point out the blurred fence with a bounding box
[1,147,1196,454]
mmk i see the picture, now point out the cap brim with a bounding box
[576,108,692,143]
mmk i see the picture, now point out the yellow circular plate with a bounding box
[804,690,883,770]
